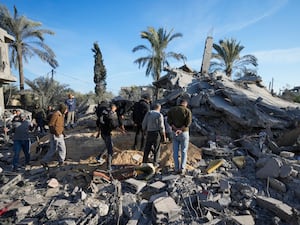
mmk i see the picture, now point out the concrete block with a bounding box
[47,178,59,188]
[256,195,294,222]
[149,181,166,190]
[123,178,147,194]
[97,201,109,216]
[17,218,38,225]
[279,165,294,178]
[149,191,169,203]
[268,178,287,192]
[231,215,255,225]
[0,174,22,193]
[152,196,181,223]
[23,195,44,205]
[219,179,230,193]
[256,157,282,179]
[279,151,295,158]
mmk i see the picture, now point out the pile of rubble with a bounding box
[0,70,300,224]
[0,129,299,225]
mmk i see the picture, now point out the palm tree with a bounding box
[132,27,186,100]
[25,76,68,110]
[210,38,257,78]
[0,5,58,106]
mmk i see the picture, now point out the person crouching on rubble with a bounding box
[11,113,34,171]
[41,104,68,167]
[99,103,125,171]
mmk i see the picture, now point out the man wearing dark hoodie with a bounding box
[41,104,68,167]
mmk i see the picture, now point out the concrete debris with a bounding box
[1,64,300,224]
[256,195,296,223]
[152,196,181,224]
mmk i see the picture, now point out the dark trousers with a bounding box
[142,131,161,165]
[134,124,145,150]
[13,139,30,169]
[101,133,113,170]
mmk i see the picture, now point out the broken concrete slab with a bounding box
[256,157,282,179]
[123,178,147,194]
[256,195,295,223]
[152,196,181,224]
[231,215,255,225]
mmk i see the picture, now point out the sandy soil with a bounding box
[30,126,202,173]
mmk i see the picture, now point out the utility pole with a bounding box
[51,69,55,81]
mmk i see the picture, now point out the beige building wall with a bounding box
[0,28,17,116]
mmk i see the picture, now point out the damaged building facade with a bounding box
[0,36,300,225]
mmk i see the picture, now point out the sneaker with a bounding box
[12,166,21,172]
[96,157,105,165]
[41,161,48,167]
[180,169,186,175]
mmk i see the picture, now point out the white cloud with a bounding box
[215,0,288,35]
[253,47,300,64]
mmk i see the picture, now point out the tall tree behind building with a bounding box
[210,38,258,78]
[132,27,186,100]
[92,42,106,97]
[0,5,58,107]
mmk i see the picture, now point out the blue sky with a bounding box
[1,0,299,95]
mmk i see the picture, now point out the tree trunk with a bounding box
[17,45,26,108]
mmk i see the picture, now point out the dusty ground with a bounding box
[30,126,203,174]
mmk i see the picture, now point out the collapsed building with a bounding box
[0,36,300,224]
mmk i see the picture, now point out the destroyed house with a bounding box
[0,28,17,116]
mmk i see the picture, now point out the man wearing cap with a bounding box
[41,104,68,167]
[167,99,192,175]
[11,113,33,171]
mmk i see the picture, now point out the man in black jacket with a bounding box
[132,94,151,150]
[99,103,125,171]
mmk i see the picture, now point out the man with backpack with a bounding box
[97,103,125,171]
[95,100,110,138]
[132,94,151,150]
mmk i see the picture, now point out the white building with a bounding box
[0,27,17,116]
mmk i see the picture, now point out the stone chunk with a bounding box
[123,178,147,194]
[231,215,255,225]
[152,196,181,224]
[256,157,282,179]
[279,165,294,178]
[0,174,22,193]
[126,199,148,225]
[268,178,287,193]
[279,151,295,158]
[17,218,38,225]
[23,195,44,205]
[149,191,169,203]
[47,178,59,188]
[256,195,294,222]
[149,181,166,190]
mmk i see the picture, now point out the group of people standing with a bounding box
[10,91,192,175]
[96,94,192,175]
[136,96,192,175]
[10,93,77,171]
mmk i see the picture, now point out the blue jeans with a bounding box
[13,139,30,169]
[172,131,189,171]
